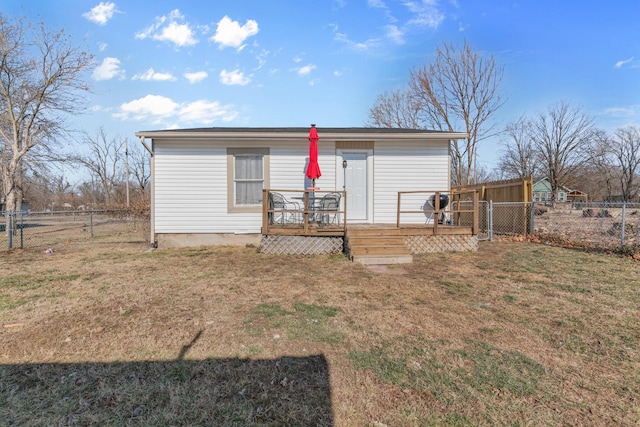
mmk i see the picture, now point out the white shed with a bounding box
[136,127,467,248]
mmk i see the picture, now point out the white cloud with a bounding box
[135,9,197,47]
[602,105,640,117]
[93,57,125,81]
[83,2,119,25]
[179,100,238,124]
[132,68,177,81]
[333,70,342,77]
[114,95,178,122]
[98,42,108,52]
[114,95,238,125]
[211,16,259,50]
[255,49,270,70]
[155,21,197,46]
[368,0,387,8]
[615,57,634,68]
[184,71,208,84]
[219,69,251,86]
[334,32,382,51]
[404,0,445,29]
[296,64,317,77]
[385,25,405,44]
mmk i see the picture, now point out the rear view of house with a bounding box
[136,127,468,249]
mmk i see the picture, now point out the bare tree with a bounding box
[530,101,596,204]
[367,40,504,186]
[127,141,151,202]
[582,129,617,200]
[73,128,125,207]
[609,126,640,201]
[0,14,92,217]
[497,116,539,180]
[410,40,504,185]
[77,179,103,208]
[365,88,422,129]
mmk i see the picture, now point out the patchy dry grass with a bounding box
[1,241,639,426]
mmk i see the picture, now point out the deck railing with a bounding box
[397,189,480,235]
[262,189,347,235]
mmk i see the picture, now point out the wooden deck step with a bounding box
[347,236,407,246]
[349,245,409,256]
[346,228,412,264]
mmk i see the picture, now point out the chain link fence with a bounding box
[1,210,149,252]
[489,202,640,253]
[5,202,637,254]
[450,200,490,241]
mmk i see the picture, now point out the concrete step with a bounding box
[352,254,414,265]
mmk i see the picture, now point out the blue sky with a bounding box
[3,0,639,170]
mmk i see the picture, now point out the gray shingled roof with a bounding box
[136,126,445,134]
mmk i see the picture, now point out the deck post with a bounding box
[303,191,310,234]
[433,191,440,235]
[396,192,401,227]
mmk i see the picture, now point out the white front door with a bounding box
[342,153,368,221]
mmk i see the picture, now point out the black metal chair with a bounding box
[318,193,341,225]
[268,192,301,225]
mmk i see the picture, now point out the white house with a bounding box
[135,127,467,247]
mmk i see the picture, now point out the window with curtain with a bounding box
[234,154,263,205]
[227,147,269,212]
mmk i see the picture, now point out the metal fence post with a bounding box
[8,212,13,249]
[19,213,23,249]
[90,210,94,238]
[488,200,493,241]
[530,201,535,234]
[621,202,626,250]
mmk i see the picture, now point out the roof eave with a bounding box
[134,129,468,141]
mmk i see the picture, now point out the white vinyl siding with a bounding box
[154,139,335,234]
[152,136,448,234]
[154,141,227,233]
[373,140,450,224]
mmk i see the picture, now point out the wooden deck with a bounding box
[263,223,474,238]
[263,223,345,237]
[261,223,478,263]
[347,223,474,235]
[262,188,480,238]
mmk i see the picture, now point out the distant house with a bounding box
[532,178,570,203]
[135,127,467,248]
[567,189,588,203]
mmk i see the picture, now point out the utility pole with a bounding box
[125,138,130,208]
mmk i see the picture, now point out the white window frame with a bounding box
[227,148,270,213]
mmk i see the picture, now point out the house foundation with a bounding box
[158,233,262,248]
